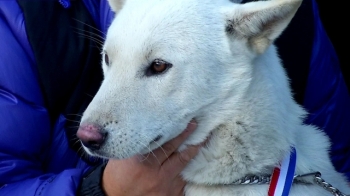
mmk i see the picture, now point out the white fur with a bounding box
[80,0,350,195]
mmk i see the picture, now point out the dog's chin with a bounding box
[89,150,133,160]
[82,146,130,160]
[82,120,196,160]
[83,148,111,160]
[83,142,162,160]
[137,140,168,156]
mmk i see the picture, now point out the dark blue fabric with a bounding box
[15,0,107,155]
[0,0,113,195]
[82,0,115,35]
[303,0,350,180]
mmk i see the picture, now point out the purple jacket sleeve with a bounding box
[82,0,115,35]
[0,1,91,195]
[303,0,350,180]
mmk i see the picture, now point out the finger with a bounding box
[151,120,197,164]
[171,176,186,196]
[162,142,203,178]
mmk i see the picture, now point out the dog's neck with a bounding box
[181,46,304,185]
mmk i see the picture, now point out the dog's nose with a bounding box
[77,123,107,150]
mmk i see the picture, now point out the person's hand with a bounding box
[102,120,202,196]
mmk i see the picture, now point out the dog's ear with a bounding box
[107,0,126,13]
[224,0,302,54]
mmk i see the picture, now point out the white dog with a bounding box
[77,0,350,195]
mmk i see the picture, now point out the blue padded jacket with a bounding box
[0,0,113,195]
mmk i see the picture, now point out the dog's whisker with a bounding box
[74,33,104,45]
[84,93,95,98]
[71,27,104,44]
[77,146,89,160]
[73,138,82,146]
[65,118,81,124]
[75,33,105,46]
[137,134,162,165]
[72,18,106,36]
[149,139,169,163]
[66,113,83,117]
[140,153,151,162]
[67,126,80,131]
[74,32,104,47]
[72,26,106,42]
[73,31,105,45]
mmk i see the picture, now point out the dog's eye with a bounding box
[146,59,172,76]
[104,52,110,66]
[152,60,167,72]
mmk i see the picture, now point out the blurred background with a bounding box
[316,0,348,90]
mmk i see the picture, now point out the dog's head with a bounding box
[77,0,302,159]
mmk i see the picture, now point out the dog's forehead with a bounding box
[105,0,222,55]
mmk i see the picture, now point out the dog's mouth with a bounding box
[78,116,197,160]
[150,134,163,144]
[82,132,167,160]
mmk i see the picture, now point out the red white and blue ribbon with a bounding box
[268,147,297,196]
